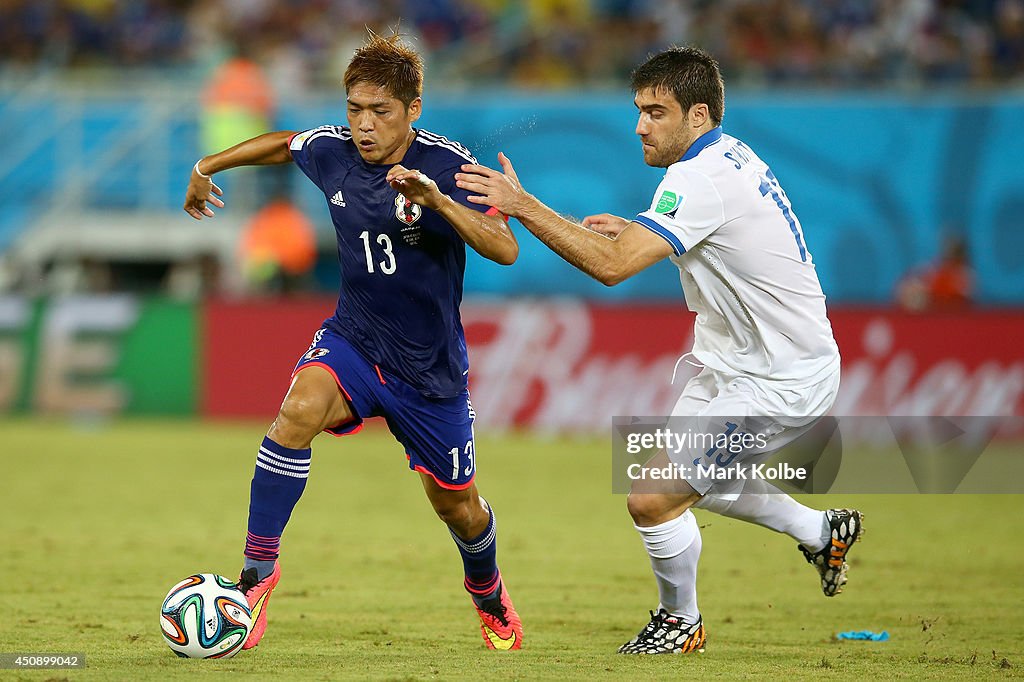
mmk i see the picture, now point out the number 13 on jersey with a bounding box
[359,230,397,274]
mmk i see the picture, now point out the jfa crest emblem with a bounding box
[303,347,330,360]
[395,194,422,225]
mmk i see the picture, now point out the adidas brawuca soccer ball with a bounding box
[160,574,252,658]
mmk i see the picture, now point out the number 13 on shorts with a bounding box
[449,440,475,481]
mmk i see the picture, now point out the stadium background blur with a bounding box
[1,0,1022,425]
[2,3,1023,679]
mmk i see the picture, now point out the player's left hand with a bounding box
[582,213,630,238]
[387,165,443,209]
[455,153,532,218]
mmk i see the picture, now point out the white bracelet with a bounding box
[193,160,211,179]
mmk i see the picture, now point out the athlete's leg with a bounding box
[682,373,862,596]
[694,484,828,550]
[689,385,837,552]
[626,450,703,622]
[619,450,706,654]
[246,365,354,572]
[419,477,494,595]
[615,369,708,653]
[240,365,356,648]
[420,475,522,649]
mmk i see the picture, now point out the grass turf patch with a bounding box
[1,417,1021,680]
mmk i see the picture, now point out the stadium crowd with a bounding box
[1,0,1021,88]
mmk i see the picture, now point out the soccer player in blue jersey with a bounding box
[182,32,523,651]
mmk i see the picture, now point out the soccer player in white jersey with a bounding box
[456,46,863,654]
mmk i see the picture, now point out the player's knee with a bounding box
[270,396,327,448]
[627,491,672,526]
[433,497,477,536]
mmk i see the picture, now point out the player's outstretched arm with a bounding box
[455,154,672,285]
[387,165,518,265]
[183,131,296,221]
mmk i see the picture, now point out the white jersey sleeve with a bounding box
[634,167,726,255]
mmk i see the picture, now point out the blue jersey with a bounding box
[288,125,489,399]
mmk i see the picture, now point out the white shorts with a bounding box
[667,366,841,495]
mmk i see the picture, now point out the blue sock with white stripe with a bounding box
[244,436,311,580]
[451,499,500,606]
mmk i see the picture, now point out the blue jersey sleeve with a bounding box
[288,126,351,191]
[435,163,491,214]
[414,131,492,215]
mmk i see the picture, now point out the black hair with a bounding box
[630,46,724,125]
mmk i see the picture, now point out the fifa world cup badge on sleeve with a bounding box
[655,190,683,214]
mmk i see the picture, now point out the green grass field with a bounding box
[1,418,1022,680]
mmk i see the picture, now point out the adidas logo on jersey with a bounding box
[330,190,346,207]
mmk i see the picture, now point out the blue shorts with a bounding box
[292,326,476,490]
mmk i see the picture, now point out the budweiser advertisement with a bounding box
[202,300,1024,429]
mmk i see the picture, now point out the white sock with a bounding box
[634,510,701,621]
[695,489,828,551]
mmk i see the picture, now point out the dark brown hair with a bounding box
[343,31,423,106]
[630,46,725,125]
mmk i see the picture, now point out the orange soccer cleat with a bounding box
[472,576,523,650]
[237,561,281,649]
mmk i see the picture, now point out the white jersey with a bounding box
[634,127,840,386]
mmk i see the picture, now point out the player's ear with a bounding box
[688,103,709,128]
[406,97,423,123]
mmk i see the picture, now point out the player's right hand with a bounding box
[455,152,531,218]
[582,213,630,238]
[183,165,225,220]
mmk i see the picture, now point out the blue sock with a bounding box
[244,436,311,579]
[450,500,500,606]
